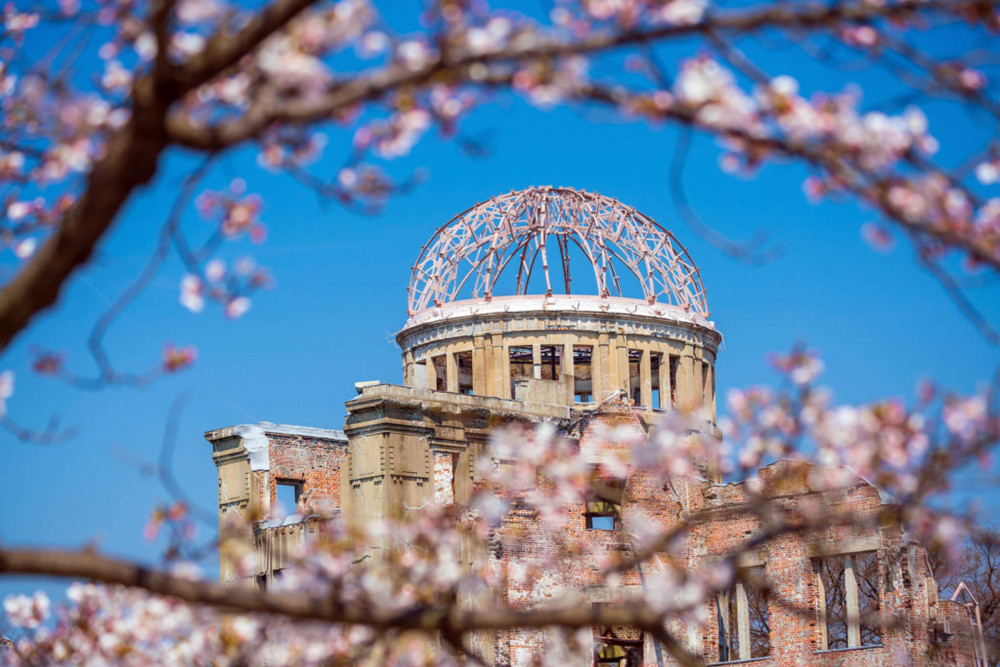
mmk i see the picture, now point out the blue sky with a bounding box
[1,9,999,605]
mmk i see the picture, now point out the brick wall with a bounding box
[263,433,348,515]
[490,411,975,667]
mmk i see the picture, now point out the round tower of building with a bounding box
[396,186,721,422]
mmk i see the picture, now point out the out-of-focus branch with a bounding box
[0,0,326,355]
[1,416,78,445]
[166,0,1000,150]
[52,160,214,390]
[0,546,701,665]
[669,126,783,265]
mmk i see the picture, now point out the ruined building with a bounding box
[206,187,983,665]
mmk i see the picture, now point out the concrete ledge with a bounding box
[345,382,573,422]
[805,535,881,558]
[205,421,347,444]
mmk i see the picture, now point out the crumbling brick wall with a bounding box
[490,412,975,667]
[255,432,348,516]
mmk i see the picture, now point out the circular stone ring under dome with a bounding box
[396,187,720,412]
[406,186,709,318]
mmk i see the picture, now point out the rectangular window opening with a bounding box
[276,479,303,514]
[593,603,643,667]
[455,351,474,395]
[432,355,447,392]
[628,349,642,406]
[540,345,562,381]
[509,346,533,396]
[855,552,882,647]
[816,551,881,651]
[574,345,593,403]
[585,479,622,531]
[715,566,770,662]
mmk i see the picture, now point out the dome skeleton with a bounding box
[408,186,709,317]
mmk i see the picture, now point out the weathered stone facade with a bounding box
[206,187,980,665]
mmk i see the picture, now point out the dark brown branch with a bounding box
[167,0,1000,149]
[0,546,701,664]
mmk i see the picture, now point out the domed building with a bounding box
[205,187,980,666]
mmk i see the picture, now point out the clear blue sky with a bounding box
[1,10,998,604]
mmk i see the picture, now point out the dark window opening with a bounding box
[509,346,533,396]
[585,480,622,531]
[456,351,473,395]
[432,355,447,392]
[276,479,303,513]
[540,345,562,381]
[855,552,882,647]
[628,349,642,406]
[574,345,593,403]
[593,609,643,667]
[816,551,881,651]
[818,556,848,650]
[716,566,770,662]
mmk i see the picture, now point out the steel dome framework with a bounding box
[407,186,709,317]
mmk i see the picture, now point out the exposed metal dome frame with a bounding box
[407,186,709,317]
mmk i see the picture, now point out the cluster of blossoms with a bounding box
[178,257,269,319]
[194,180,266,242]
[3,583,226,665]
[564,0,706,28]
[660,57,1000,266]
[2,592,48,630]
[720,349,998,503]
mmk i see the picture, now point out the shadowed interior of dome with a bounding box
[407,186,709,317]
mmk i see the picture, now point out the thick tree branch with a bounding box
[167,0,1000,149]
[0,546,701,664]
[0,0,324,353]
[0,102,170,352]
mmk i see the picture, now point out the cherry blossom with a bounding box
[0,0,998,662]
[161,344,198,372]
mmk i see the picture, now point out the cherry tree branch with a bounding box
[0,546,701,665]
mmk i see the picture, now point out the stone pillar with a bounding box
[613,331,628,395]
[640,348,652,409]
[846,554,861,647]
[472,334,487,396]
[565,340,576,404]
[659,354,671,410]
[596,331,611,400]
[705,360,716,421]
[446,352,458,393]
[681,350,695,410]
[736,581,750,659]
[490,333,506,398]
